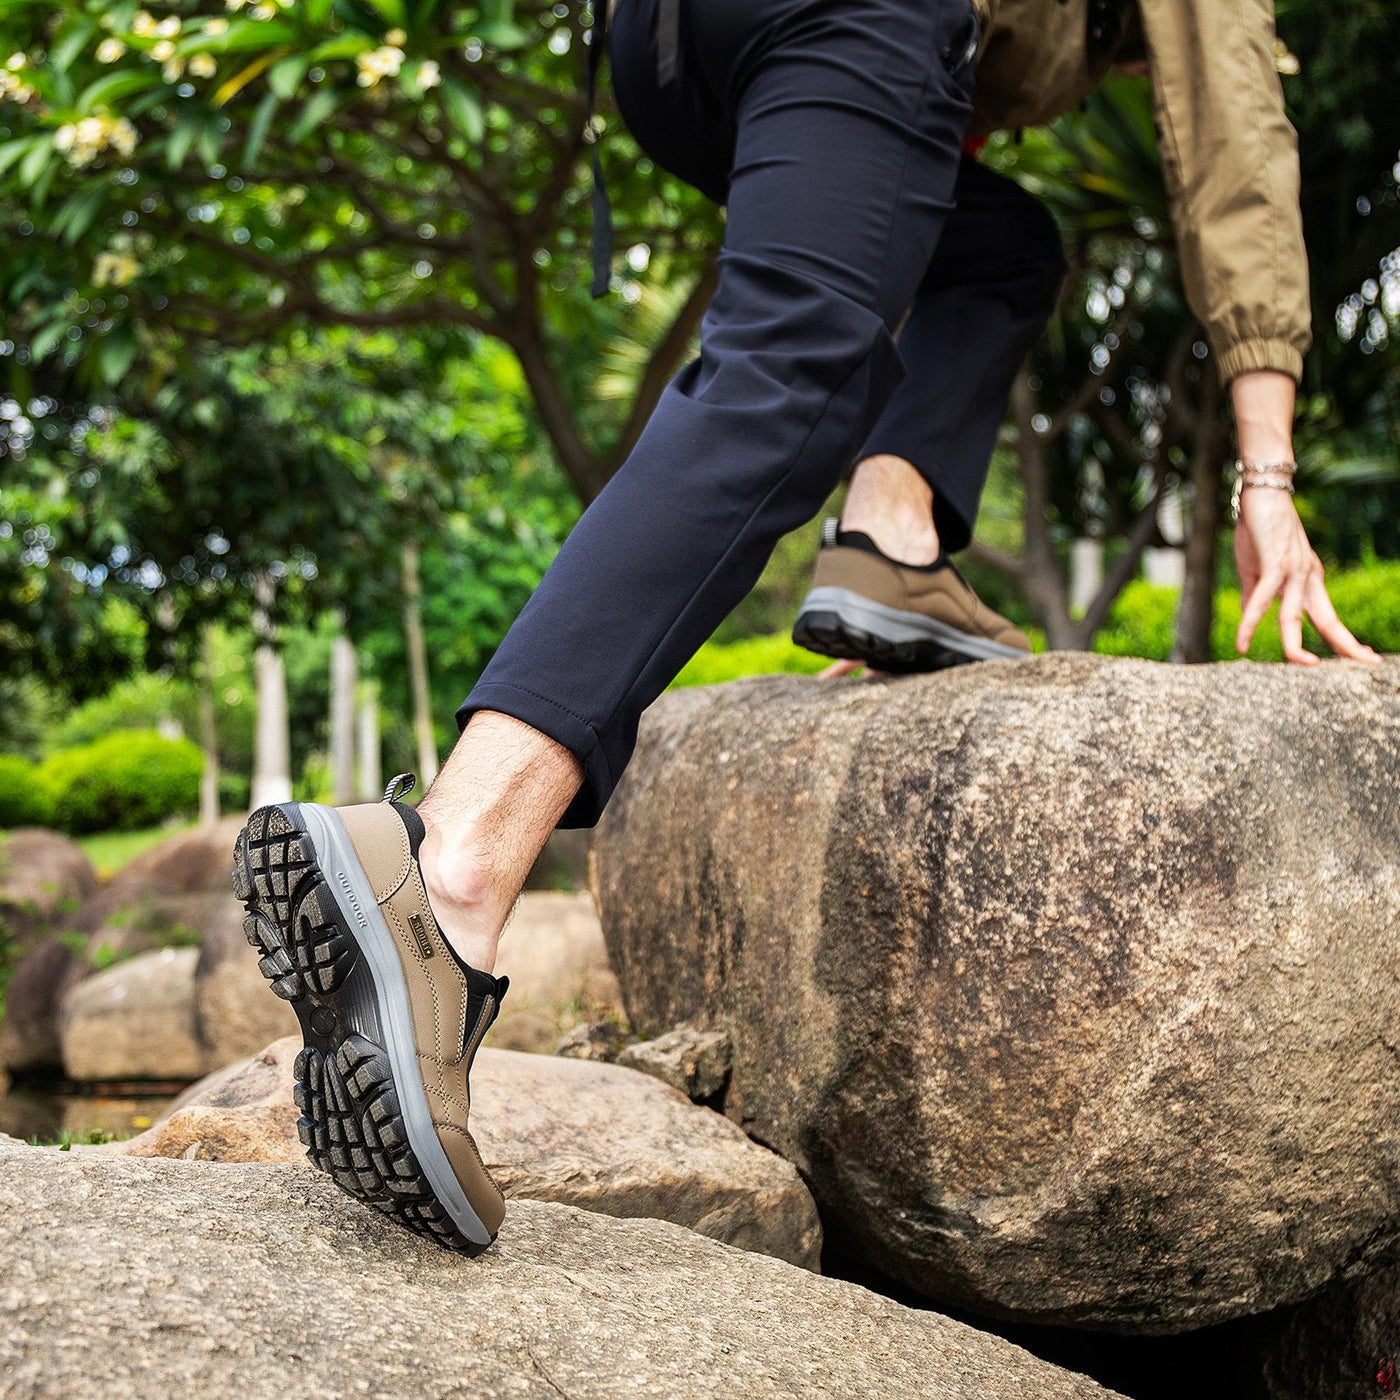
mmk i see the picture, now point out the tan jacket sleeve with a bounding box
[1139,0,1311,384]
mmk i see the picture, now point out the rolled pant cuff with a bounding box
[455,682,614,829]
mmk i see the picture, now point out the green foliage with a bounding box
[0,753,55,827]
[670,634,827,690]
[37,730,202,834]
[1091,560,1400,662]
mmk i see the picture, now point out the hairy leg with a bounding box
[415,711,583,973]
[841,452,943,565]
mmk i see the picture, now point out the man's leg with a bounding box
[791,158,1064,671]
[237,0,979,1253]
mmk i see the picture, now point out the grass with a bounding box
[75,820,198,880]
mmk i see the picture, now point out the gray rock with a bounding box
[617,1023,732,1100]
[0,937,80,1073]
[555,1020,631,1061]
[59,947,213,1082]
[594,655,1400,1331]
[107,1036,822,1269]
[0,828,97,930]
[192,893,298,1068]
[0,1143,1123,1400]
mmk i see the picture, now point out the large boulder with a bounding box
[490,891,625,1053]
[0,1143,1123,1400]
[0,830,98,1072]
[59,947,214,1082]
[594,655,1400,1332]
[109,1036,822,1269]
[0,828,97,933]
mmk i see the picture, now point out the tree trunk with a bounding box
[329,628,358,806]
[402,542,439,788]
[1173,383,1228,664]
[197,625,222,824]
[357,679,382,802]
[250,570,293,808]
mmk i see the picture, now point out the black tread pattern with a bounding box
[231,804,487,1255]
[792,610,970,675]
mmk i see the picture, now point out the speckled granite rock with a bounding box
[106,1037,822,1269]
[0,1144,1122,1400]
[594,654,1400,1332]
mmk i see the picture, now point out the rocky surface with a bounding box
[0,829,98,1071]
[618,1024,733,1100]
[490,891,625,1053]
[594,655,1400,1331]
[0,1143,1122,1400]
[108,1036,822,1268]
[59,947,213,1081]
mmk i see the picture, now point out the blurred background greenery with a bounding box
[0,0,1396,844]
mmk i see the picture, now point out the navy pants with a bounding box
[461,0,1063,825]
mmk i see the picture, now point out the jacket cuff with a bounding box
[1216,338,1305,386]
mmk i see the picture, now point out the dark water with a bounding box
[0,1082,175,1144]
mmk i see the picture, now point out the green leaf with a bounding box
[196,123,221,168]
[53,185,105,245]
[305,0,334,24]
[362,0,408,27]
[76,70,159,113]
[267,55,308,100]
[98,326,138,384]
[166,119,198,170]
[441,78,485,143]
[474,20,530,48]
[50,20,97,74]
[0,136,41,180]
[243,90,279,170]
[29,320,68,362]
[308,35,376,61]
[17,137,52,189]
[287,88,339,145]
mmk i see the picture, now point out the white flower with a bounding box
[155,15,181,37]
[151,39,176,61]
[6,51,27,70]
[385,28,406,46]
[250,2,277,17]
[202,17,230,34]
[188,53,217,77]
[109,117,138,157]
[161,57,185,82]
[0,69,35,103]
[96,37,127,63]
[224,0,249,10]
[92,251,141,287]
[356,44,404,86]
[417,60,441,88]
[131,11,159,37]
[53,112,139,166]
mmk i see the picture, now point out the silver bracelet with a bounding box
[1230,459,1298,524]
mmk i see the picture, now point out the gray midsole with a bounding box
[292,801,492,1246]
[797,585,1025,661]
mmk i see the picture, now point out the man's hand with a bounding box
[1234,488,1379,664]
[1230,368,1379,665]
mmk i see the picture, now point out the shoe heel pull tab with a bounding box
[822,517,840,548]
[383,773,417,804]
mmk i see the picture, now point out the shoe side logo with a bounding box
[336,870,369,929]
[408,912,435,960]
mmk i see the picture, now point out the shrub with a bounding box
[670,633,828,689]
[38,732,203,835]
[0,754,54,829]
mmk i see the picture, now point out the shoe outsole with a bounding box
[232,804,489,1254]
[793,609,978,675]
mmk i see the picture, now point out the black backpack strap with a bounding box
[586,0,613,298]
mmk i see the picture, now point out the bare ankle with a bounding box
[414,711,583,974]
[842,453,941,566]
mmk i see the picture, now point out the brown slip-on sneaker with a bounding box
[231,774,506,1254]
[792,517,1030,673]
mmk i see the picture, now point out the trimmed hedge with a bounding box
[0,755,54,829]
[670,633,827,689]
[25,732,203,836]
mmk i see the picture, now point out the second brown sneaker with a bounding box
[792,518,1030,672]
[232,775,507,1254]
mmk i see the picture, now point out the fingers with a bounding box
[817,658,886,680]
[1236,568,1284,655]
[1303,574,1383,665]
[1277,566,1318,666]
